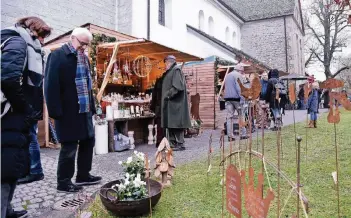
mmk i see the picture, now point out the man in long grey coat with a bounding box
[161,55,191,151]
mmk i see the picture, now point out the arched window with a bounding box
[232,31,237,47]
[208,16,214,36]
[199,10,204,31]
[159,0,165,26]
[225,27,230,44]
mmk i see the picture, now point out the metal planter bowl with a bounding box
[99,179,162,217]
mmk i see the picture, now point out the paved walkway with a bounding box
[12,109,326,217]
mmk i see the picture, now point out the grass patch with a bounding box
[87,111,351,217]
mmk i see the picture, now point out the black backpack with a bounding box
[272,78,287,97]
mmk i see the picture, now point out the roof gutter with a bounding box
[147,0,150,40]
[283,16,289,73]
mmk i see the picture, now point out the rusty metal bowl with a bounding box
[99,179,162,217]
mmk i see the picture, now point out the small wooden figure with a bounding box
[154,137,175,187]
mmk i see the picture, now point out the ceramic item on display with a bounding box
[113,109,120,119]
[136,106,140,117]
[124,110,129,118]
[128,131,135,149]
[140,106,144,116]
[95,123,108,155]
[153,124,157,144]
[130,106,135,117]
[106,106,113,121]
[148,125,154,145]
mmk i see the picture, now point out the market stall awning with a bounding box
[97,39,203,63]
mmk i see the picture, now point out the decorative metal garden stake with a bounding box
[220,130,225,218]
[320,78,346,218]
[296,136,302,218]
[145,154,152,218]
[207,133,213,175]
[303,83,311,162]
[289,83,299,178]
[334,123,340,218]
[276,121,282,217]
[248,101,253,168]
[226,164,242,218]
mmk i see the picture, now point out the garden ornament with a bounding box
[237,73,262,100]
[241,167,275,218]
[154,137,175,187]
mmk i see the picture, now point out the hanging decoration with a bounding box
[133,55,153,78]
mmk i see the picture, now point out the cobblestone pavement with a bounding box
[12,109,325,217]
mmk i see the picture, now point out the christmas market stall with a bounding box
[41,23,136,148]
[95,39,202,152]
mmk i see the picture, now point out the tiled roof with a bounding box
[218,0,295,21]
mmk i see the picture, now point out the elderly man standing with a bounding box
[161,55,191,151]
[45,28,101,193]
[224,64,249,141]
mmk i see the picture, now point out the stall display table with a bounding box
[108,114,155,152]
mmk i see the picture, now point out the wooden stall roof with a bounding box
[44,23,136,50]
[97,39,203,63]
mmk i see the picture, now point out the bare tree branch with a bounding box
[332,66,350,78]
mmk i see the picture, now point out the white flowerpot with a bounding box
[95,124,108,155]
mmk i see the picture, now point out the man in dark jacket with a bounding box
[161,55,191,151]
[1,16,51,218]
[265,69,282,131]
[45,28,101,193]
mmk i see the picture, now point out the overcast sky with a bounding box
[302,0,351,81]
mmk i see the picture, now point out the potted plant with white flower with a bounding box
[99,151,162,217]
[118,151,146,178]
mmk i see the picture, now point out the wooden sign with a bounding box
[241,167,275,218]
[226,164,242,218]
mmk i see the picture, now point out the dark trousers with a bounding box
[57,138,95,185]
[29,122,43,175]
[1,181,16,217]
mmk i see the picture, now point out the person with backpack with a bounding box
[265,69,286,131]
[1,16,52,218]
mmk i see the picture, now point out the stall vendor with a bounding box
[161,55,191,151]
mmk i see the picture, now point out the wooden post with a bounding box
[217,67,231,102]
[97,43,120,102]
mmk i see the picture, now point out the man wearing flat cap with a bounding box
[161,55,191,151]
[223,63,249,140]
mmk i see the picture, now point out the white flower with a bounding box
[117,183,126,190]
[118,161,122,165]
[126,156,133,164]
[125,173,130,178]
[124,179,130,186]
[134,150,138,154]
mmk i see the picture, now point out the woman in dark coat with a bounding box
[1,16,51,218]
[307,82,319,128]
